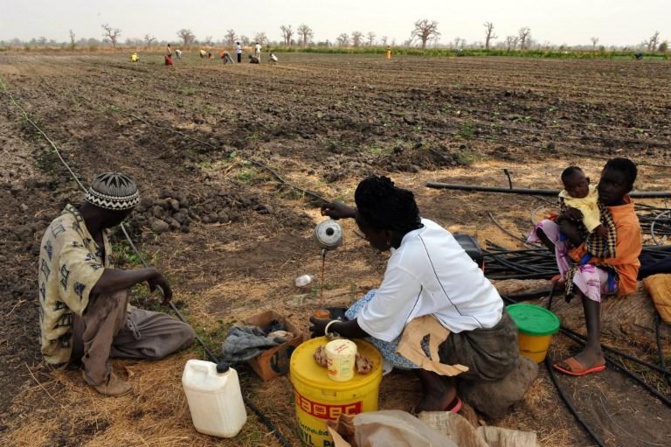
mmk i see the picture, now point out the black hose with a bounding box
[560,325,671,377]
[655,314,671,387]
[544,355,607,447]
[558,328,671,407]
[243,397,293,447]
[426,182,671,198]
[4,88,294,447]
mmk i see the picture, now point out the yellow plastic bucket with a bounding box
[290,337,382,447]
[507,304,560,363]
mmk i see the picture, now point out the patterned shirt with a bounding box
[38,204,113,364]
[569,196,642,296]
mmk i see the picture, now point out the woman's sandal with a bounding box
[446,396,463,414]
[410,395,462,415]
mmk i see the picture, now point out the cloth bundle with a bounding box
[643,274,671,323]
[220,325,289,363]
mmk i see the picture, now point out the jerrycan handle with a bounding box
[216,362,231,374]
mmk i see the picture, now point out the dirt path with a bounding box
[0,52,669,446]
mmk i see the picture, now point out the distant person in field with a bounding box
[37,172,195,396]
[175,49,182,59]
[269,52,278,64]
[254,42,262,59]
[248,54,260,64]
[529,158,641,377]
[165,44,173,66]
[386,46,392,60]
[236,42,242,63]
[221,51,234,64]
[130,53,138,63]
[199,49,207,58]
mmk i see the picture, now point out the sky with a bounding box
[1,0,669,48]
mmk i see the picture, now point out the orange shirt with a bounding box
[569,196,641,296]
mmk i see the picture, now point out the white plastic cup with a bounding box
[325,339,357,382]
[295,274,314,287]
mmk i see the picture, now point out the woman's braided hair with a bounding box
[354,176,421,234]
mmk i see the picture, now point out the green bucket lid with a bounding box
[507,303,560,336]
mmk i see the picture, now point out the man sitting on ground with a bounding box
[38,172,195,396]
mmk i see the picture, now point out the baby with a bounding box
[559,166,608,238]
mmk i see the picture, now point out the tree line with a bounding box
[3,20,667,54]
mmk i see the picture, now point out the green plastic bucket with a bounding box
[507,303,560,363]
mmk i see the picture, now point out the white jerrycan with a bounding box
[182,359,247,438]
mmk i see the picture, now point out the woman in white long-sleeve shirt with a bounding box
[310,175,519,413]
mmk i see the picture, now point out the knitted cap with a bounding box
[85,172,140,210]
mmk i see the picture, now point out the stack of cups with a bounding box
[325,339,357,381]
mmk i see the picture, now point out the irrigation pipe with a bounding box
[650,210,671,246]
[656,314,671,388]
[0,79,87,192]
[542,292,671,379]
[487,212,534,246]
[501,297,608,446]
[107,104,329,205]
[2,83,293,447]
[558,327,671,408]
[504,293,669,445]
[427,182,671,198]
[543,355,607,447]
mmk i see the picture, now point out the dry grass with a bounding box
[4,353,301,447]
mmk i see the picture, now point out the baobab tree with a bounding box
[101,23,121,48]
[518,27,531,50]
[367,32,376,46]
[297,24,313,47]
[225,29,237,47]
[280,25,293,46]
[646,31,660,52]
[351,31,364,47]
[144,34,156,48]
[69,30,76,50]
[483,22,497,50]
[336,33,350,47]
[505,35,518,51]
[411,19,440,49]
[254,32,268,47]
[590,37,599,52]
[177,29,196,47]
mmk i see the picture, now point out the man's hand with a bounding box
[147,269,173,305]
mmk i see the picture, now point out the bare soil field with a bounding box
[1,52,670,446]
